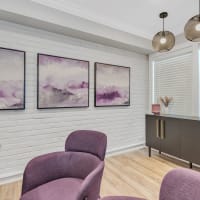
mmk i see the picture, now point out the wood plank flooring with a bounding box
[0,148,198,200]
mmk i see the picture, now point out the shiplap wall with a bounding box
[0,21,148,181]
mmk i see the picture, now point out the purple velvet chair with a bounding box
[20,130,107,200]
[159,168,200,200]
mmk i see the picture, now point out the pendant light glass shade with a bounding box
[152,12,175,52]
[152,31,175,52]
[184,14,200,42]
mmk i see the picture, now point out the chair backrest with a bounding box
[159,168,200,200]
[65,130,107,161]
[78,162,105,200]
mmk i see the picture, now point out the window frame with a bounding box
[149,44,199,116]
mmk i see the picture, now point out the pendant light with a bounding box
[184,0,200,42]
[152,12,175,52]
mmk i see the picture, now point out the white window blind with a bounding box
[153,53,193,116]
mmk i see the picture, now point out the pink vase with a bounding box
[152,104,160,114]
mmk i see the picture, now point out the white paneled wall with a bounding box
[0,21,148,181]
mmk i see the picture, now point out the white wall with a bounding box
[0,21,148,182]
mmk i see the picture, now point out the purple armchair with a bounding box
[20,130,107,200]
[159,168,200,200]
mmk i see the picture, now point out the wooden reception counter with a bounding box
[146,113,200,168]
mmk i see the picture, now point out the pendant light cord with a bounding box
[163,18,164,32]
[162,17,165,36]
[199,0,200,19]
[199,0,200,15]
[199,0,200,21]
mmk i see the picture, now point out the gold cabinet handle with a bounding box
[156,119,160,138]
[160,120,165,139]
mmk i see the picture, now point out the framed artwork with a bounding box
[95,62,130,107]
[37,54,89,109]
[0,47,25,110]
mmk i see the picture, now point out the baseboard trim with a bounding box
[106,143,145,157]
[151,148,200,168]
[0,143,145,185]
[0,172,23,185]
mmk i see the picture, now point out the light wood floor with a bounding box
[0,148,198,200]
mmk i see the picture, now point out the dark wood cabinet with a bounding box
[180,120,200,164]
[160,118,181,157]
[146,115,160,151]
[146,114,200,168]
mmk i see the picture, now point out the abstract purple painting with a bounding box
[0,47,25,110]
[95,63,130,107]
[37,54,89,109]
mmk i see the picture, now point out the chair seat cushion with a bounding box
[101,196,145,200]
[21,178,83,200]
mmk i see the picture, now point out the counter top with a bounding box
[146,113,200,121]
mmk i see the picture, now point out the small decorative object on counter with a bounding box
[160,96,173,114]
[152,104,160,114]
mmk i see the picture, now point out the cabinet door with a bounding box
[146,115,160,150]
[160,117,181,157]
[180,120,200,165]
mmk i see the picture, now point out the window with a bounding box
[152,53,193,116]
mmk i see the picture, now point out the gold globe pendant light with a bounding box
[184,0,200,42]
[152,12,175,52]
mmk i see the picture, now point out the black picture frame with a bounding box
[37,53,89,109]
[94,62,130,107]
[0,47,26,111]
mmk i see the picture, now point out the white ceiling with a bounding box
[31,0,198,39]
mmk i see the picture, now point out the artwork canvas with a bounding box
[95,63,130,107]
[0,47,25,110]
[37,54,89,109]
